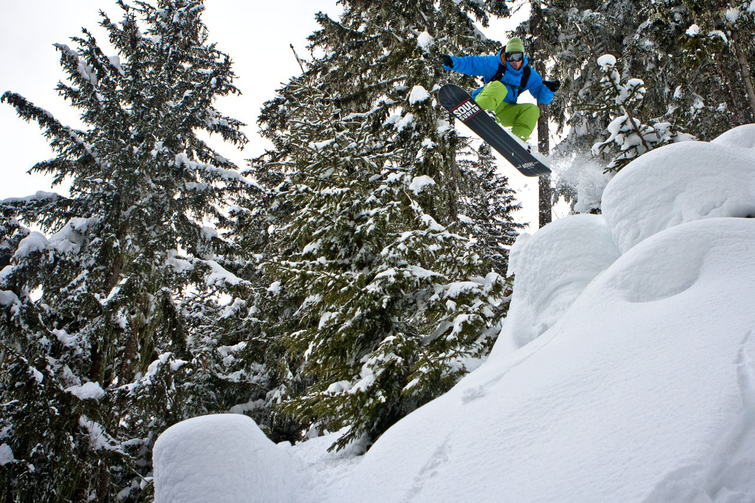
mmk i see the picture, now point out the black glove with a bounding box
[440,54,453,69]
[544,79,561,92]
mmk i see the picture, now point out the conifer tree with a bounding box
[251,0,527,448]
[0,0,247,499]
[508,1,646,153]
[299,0,511,224]
[255,75,509,451]
[644,0,755,136]
[509,0,752,211]
[456,143,524,273]
[518,0,753,152]
[588,54,691,172]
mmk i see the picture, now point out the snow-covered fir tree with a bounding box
[456,143,524,274]
[645,0,755,136]
[248,0,526,449]
[509,0,648,153]
[300,0,512,225]
[512,1,751,210]
[0,0,249,499]
[588,54,691,172]
[255,75,509,451]
[524,0,753,152]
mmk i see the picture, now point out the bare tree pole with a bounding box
[531,0,552,228]
[290,44,306,73]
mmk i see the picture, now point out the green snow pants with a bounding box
[475,80,540,141]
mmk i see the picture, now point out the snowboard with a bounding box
[439,83,551,177]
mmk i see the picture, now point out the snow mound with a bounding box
[343,217,755,503]
[339,125,755,502]
[153,414,309,503]
[712,123,755,149]
[602,133,755,253]
[491,214,620,357]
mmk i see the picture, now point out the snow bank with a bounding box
[153,414,309,503]
[602,124,755,253]
[491,214,620,358]
[344,217,755,503]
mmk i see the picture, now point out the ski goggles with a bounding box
[506,52,524,62]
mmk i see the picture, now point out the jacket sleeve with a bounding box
[445,55,499,81]
[526,67,555,105]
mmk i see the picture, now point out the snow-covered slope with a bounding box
[344,217,755,502]
[153,124,755,503]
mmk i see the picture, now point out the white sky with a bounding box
[0,1,542,227]
[0,0,344,199]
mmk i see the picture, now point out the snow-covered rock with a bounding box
[153,414,309,503]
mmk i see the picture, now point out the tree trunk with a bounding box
[532,0,552,228]
[447,108,459,221]
[537,112,552,228]
[732,35,755,121]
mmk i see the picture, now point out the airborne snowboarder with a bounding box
[440,37,560,142]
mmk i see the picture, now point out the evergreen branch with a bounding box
[333,75,409,107]
[1,92,99,166]
[574,23,654,155]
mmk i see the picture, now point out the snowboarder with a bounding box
[440,37,560,142]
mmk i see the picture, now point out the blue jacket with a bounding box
[444,49,554,105]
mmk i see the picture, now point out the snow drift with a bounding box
[153,414,308,503]
[491,213,620,357]
[153,124,755,503]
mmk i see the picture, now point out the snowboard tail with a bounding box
[439,83,550,177]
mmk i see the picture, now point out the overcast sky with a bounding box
[0,0,345,199]
[0,1,541,225]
